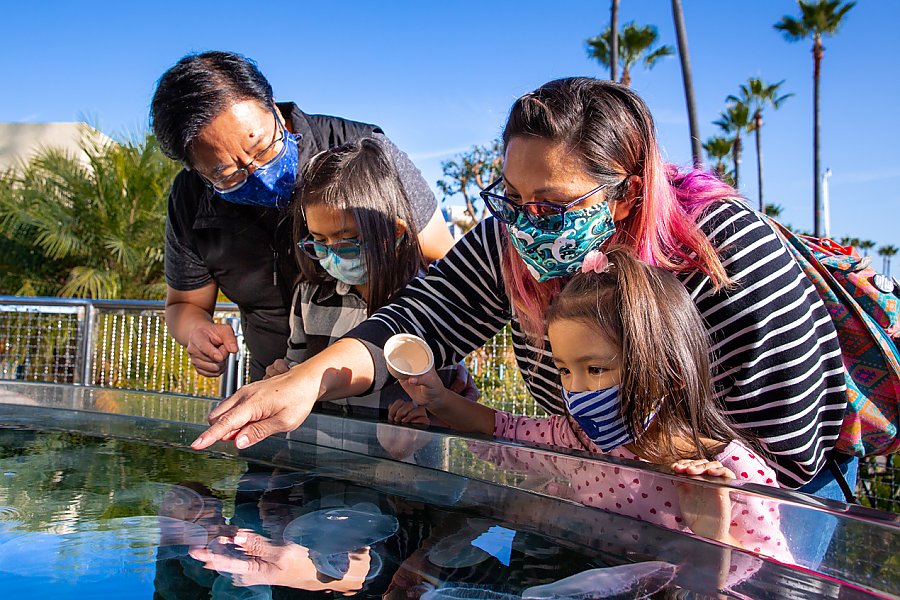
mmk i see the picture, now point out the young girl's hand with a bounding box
[398,367,448,407]
[264,358,293,380]
[387,400,430,426]
[672,459,740,550]
[671,459,736,480]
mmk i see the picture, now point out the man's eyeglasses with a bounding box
[479,178,612,232]
[299,238,364,261]
[202,109,287,193]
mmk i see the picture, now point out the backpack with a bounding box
[766,217,900,457]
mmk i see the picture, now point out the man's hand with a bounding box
[186,322,239,377]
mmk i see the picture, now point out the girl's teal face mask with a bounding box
[320,252,368,286]
[506,201,617,282]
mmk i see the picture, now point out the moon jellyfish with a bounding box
[427,519,497,568]
[112,482,206,523]
[282,502,399,557]
[212,469,315,493]
[422,587,519,600]
[309,547,384,581]
[374,469,468,507]
[0,506,20,529]
[521,561,677,600]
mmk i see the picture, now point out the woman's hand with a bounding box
[190,370,317,450]
[398,368,448,407]
[190,338,376,450]
[190,530,371,593]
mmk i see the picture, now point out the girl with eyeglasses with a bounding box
[194,78,847,507]
[262,138,463,418]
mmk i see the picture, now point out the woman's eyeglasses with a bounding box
[479,178,611,232]
[201,109,288,193]
[299,238,364,260]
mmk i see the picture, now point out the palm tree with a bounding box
[837,237,861,253]
[702,135,735,185]
[764,204,785,219]
[610,0,619,82]
[879,245,898,276]
[775,0,856,238]
[586,22,675,87]
[0,132,180,299]
[859,239,876,257]
[728,79,793,211]
[713,100,753,190]
[671,0,703,167]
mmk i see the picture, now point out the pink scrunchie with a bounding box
[581,250,610,274]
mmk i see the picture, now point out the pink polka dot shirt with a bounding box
[491,411,794,565]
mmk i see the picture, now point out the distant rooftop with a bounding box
[0,122,113,172]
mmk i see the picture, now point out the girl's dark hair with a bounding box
[547,246,752,462]
[150,51,274,165]
[292,138,424,315]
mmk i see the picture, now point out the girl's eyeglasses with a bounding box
[299,238,363,260]
[200,109,288,193]
[479,178,611,232]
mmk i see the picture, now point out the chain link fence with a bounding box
[0,295,896,512]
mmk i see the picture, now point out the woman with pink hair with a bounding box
[193,78,848,500]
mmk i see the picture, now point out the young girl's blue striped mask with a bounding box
[563,385,654,452]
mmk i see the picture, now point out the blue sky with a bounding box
[2,1,898,273]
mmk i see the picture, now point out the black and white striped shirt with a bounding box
[348,200,847,488]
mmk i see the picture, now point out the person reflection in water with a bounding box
[391,247,793,562]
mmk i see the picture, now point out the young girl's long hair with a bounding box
[292,138,424,315]
[500,77,736,343]
[548,247,753,462]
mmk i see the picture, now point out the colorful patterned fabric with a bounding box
[767,218,900,456]
[507,200,616,282]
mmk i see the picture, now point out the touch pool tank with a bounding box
[0,382,897,599]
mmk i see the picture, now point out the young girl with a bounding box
[391,247,792,563]
[264,138,443,418]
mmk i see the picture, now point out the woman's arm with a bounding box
[191,337,375,449]
[348,218,513,391]
[192,219,511,450]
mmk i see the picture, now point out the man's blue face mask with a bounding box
[217,132,300,209]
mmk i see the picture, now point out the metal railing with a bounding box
[0,296,247,398]
[0,295,896,512]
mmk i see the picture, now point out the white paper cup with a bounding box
[384,334,434,380]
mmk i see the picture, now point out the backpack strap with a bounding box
[826,454,858,504]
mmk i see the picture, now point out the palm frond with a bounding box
[59,266,121,299]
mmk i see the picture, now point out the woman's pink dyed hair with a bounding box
[499,78,736,342]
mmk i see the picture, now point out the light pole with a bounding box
[822,167,832,238]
